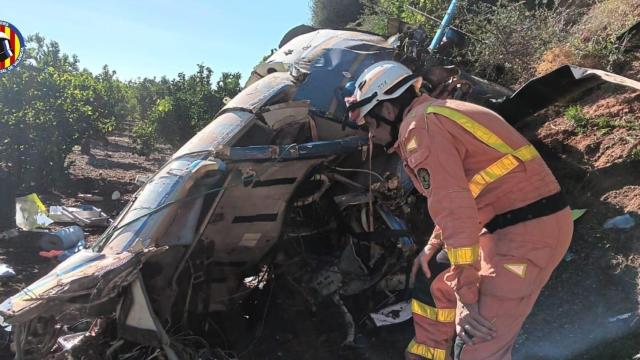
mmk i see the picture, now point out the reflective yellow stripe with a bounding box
[407,339,447,360]
[425,105,540,198]
[447,244,479,265]
[513,144,539,161]
[469,154,520,198]
[427,105,514,154]
[411,299,456,323]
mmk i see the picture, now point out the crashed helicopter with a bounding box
[2,23,640,359]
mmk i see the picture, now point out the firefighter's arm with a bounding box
[427,225,443,249]
[420,115,482,305]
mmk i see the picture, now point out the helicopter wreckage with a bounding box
[2,24,640,359]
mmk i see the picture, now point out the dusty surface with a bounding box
[512,61,640,358]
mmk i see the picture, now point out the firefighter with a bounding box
[345,61,573,360]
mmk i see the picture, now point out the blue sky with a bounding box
[6,0,311,81]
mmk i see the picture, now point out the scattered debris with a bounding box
[608,312,635,322]
[134,174,150,186]
[38,226,85,251]
[111,191,121,200]
[15,193,52,230]
[376,274,407,292]
[56,332,87,351]
[0,229,19,240]
[77,194,104,202]
[57,240,86,261]
[0,264,16,279]
[39,250,64,259]
[603,214,636,230]
[563,251,575,262]
[49,205,110,227]
[571,209,587,221]
[370,301,413,327]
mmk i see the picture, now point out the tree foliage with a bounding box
[0,34,243,189]
[310,0,364,28]
[0,35,128,188]
[357,0,449,34]
[132,66,242,154]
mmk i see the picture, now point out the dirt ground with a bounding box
[0,132,172,359]
[1,79,639,359]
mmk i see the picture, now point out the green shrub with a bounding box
[131,66,242,155]
[0,35,127,190]
[564,105,589,133]
[459,2,569,86]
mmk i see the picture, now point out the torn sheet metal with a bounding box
[495,65,640,124]
[618,20,640,52]
[249,29,389,84]
[0,249,143,324]
[261,100,310,129]
[370,300,412,327]
[49,205,110,227]
[101,158,223,254]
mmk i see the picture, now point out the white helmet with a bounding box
[345,61,423,126]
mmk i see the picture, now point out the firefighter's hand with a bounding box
[409,244,439,286]
[456,302,496,345]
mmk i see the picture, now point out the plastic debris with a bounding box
[58,239,86,261]
[376,274,407,292]
[77,194,104,202]
[0,229,19,240]
[370,300,412,327]
[111,191,121,200]
[15,193,53,230]
[49,205,110,227]
[608,312,634,322]
[39,226,85,251]
[603,214,636,230]
[39,250,64,259]
[571,209,587,221]
[563,251,575,262]
[134,174,150,186]
[0,263,16,279]
[56,332,87,351]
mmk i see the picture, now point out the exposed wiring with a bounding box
[238,267,275,358]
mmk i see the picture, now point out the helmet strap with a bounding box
[369,110,400,149]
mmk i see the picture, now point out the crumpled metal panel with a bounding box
[102,158,223,254]
[253,29,389,80]
[222,72,296,114]
[173,73,296,159]
[201,159,323,264]
[292,47,393,122]
[495,65,640,124]
[0,250,137,324]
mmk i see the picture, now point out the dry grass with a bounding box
[575,0,640,42]
[535,46,576,75]
[534,0,640,73]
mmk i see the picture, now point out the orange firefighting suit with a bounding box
[394,94,573,360]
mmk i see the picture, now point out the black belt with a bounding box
[484,191,568,234]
